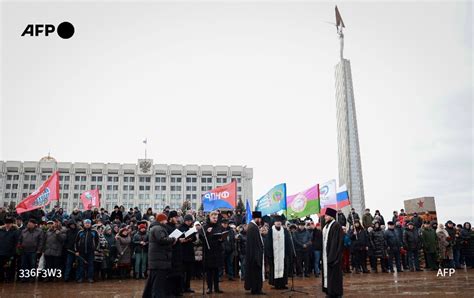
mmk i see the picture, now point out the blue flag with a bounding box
[255,183,287,216]
[246,199,252,224]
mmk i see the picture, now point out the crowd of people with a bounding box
[0,204,472,296]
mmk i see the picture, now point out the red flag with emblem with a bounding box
[16,171,60,214]
[80,189,100,210]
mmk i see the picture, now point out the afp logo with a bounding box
[21,22,75,39]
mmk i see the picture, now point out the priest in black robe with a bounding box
[321,207,344,297]
[265,215,292,290]
[244,211,265,295]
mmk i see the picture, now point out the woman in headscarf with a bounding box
[115,227,132,279]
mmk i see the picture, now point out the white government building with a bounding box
[0,156,253,213]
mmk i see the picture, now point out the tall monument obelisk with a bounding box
[334,6,366,215]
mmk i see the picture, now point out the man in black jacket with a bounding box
[165,211,184,297]
[64,220,79,281]
[0,218,19,282]
[347,208,360,228]
[221,218,235,281]
[312,223,323,277]
[143,213,176,298]
[110,206,123,223]
[403,222,421,271]
[179,214,196,293]
[75,219,99,283]
[384,221,402,272]
[336,210,347,228]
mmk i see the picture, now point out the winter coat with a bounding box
[202,222,224,268]
[236,232,247,255]
[222,227,235,255]
[0,226,19,256]
[75,228,99,255]
[403,228,420,251]
[369,228,387,257]
[69,211,83,223]
[147,221,175,270]
[347,212,360,226]
[350,227,369,251]
[337,213,347,227]
[65,227,79,251]
[110,211,123,222]
[420,227,438,254]
[132,231,149,254]
[178,223,195,263]
[460,224,474,258]
[437,229,451,259]
[115,234,131,265]
[312,228,323,251]
[94,233,108,263]
[43,228,66,257]
[294,229,311,252]
[19,227,45,253]
[411,215,423,229]
[384,228,402,251]
[362,213,374,229]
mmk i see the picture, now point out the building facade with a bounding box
[335,58,366,215]
[0,158,253,213]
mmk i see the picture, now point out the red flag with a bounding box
[80,189,100,210]
[16,171,60,214]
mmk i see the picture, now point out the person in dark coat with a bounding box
[42,220,66,281]
[221,218,236,280]
[18,219,44,282]
[403,222,421,271]
[179,214,197,293]
[461,222,474,268]
[244,211,265,295]
[420,221,438,271]
[336,210,347,228]
[350,219,369,273]
[64,220,79,281]
[133,224,149,279]
[384,221,402,272]
[321,207,344,297]
[346,208,360,228]
[374,210,385,226]
[369,221,387,273]
[164,210,184,296]
[265,215,292,290]
[75,219,99,282]
[294,221,312,277]
[142,213,176,298]
[110,206,123,223]
[0,218,19,282]
[203,211,224,294]
[312,223,323,277]
[411,213,423,230]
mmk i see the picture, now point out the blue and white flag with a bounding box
[255,183,287,216]
[319,179,337,210]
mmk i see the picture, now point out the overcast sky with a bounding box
[1,1,472,224]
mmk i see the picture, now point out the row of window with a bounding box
[6,174,242,184]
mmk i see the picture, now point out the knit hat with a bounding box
[83,219,92,224]
[138,224,146,230]
[183,214,194,222]
[168,210,178,219]
[156,213,168,222]
[4,218,13,224]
